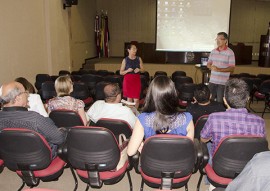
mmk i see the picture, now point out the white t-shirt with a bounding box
[28,94,48,117]
[87,100,137,128]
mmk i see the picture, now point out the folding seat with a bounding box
[71,81,93,108]
[49,109,84,129]
[62,126,133,191]
[171,71,186,82]
[194,115,209,140]
[130,134,203,191]
[35,74,52,91]
[177,83,196,108]
[0,128,66,191]
[197,135,268,190]
[95,118,133,141]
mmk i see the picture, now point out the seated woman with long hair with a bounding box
[127,75,194,156]
[47,75,88,125]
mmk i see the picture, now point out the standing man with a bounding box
[207,32,235,102]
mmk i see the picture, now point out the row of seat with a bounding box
[0,126,267,191]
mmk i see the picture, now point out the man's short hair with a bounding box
[217,32,228,40]
[194,83,211,104]
[224,78,249,108]
[104,83,121,102]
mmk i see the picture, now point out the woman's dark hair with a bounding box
[15,77,36,93]
[143,75,179,131]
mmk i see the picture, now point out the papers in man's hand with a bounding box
[121,99,136,106]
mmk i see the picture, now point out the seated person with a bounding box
[186,83,225,124]
[201,78,266,158]
[87,83,137,128]
[0,81,67,158]
[225,151,270,191]
[127,76,194,156]
[15,77,48,117]
[47,75,88,125]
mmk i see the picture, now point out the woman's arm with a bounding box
[78,108,88,126]
[186,120,194,141]
[127,119,145,156]
[134,57,144,73]
[120,59,133,75]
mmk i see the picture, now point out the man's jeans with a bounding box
[208,83,225,103]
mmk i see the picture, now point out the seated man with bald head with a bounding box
[87,83,137,128]
[0,81,67,158]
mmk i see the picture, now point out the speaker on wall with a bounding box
[63,0,78,9]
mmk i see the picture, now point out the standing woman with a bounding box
[120,43,144,109]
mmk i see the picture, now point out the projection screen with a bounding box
[156,0,231,52]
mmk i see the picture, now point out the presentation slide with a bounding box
[156,0,231,52]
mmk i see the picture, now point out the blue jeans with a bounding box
[208,83,225,103]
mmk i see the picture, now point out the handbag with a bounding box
[116,133,129,171]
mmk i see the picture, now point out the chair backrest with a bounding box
[141,134,195,179]
[67,126,120,171]
[212,135,268,178]
[71,82,90,100]
[95,118,133,140]
[178,83,196,101]
[41,81,56,101]
[35,74,52,90]
[259,79,270,94]
[104,75,123,88]
[59,70,71,76]
[172,71,186,82]
[0,128,52,171]
[49,110,84,128]
[194,115,209,139]
[154,71,167,78]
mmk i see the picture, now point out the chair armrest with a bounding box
[128,151,140,174]
[199,141,209,175]
[193,138,201,173]
[57,142,68,162]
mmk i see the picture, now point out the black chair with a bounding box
[250,79,270,113]
[0,128,66,191]
[40,81,56,102]
[95,118,133,141]
[35,74,52,91]
[49,110,84,129]
[58,70,71,76]
[171,71,186,82]
[81,74,104,96]
[194,115,209,140]
[197,135,268,190]
[104,75,123,88]
[153,71,167,79]
[97,69,113,76]
[177,83,196,108]
[71,82,93,108]
[64,126,133,191]
[93,81,109,101]
[131,135,202,191]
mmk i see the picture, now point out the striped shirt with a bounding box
[208,46,235,85]
[0,107,67,157]
[200,108,265,156]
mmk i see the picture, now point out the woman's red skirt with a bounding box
[123,73,141,99]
